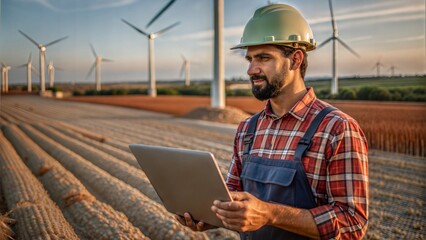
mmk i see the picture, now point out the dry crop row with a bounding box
[2,123,146,239]
[330,101,426,157]
[0,96,424,239]
[0,128,79,239]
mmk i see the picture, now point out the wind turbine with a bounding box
[1,63,11,93]
[16,53,37,92]
[317,0,360,95]
[180,54,191,86]
[372,59,385,77]
[19,30,68,93]
[389,64,397,77]
[86,44,112,91]
[47,61,63,88]
[122,0,179,97]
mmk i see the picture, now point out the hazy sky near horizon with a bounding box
[1,0,425,85]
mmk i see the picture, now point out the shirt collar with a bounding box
[262,87,317,122]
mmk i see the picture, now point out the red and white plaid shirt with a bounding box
[226,88,369,239]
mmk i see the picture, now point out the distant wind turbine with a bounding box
[16,53,37,92]
[389,64,397,77]
[86,44,112,91]
[19,30,68,93]
[180,54,191,86]
[372,59,385,77]
[1,63,11,93]
[317,0,360,95]
[122,0,179,97]
[47,61,63,88]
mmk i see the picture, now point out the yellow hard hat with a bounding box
[231,4,316,51]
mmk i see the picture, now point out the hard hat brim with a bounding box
[230,41,316,51]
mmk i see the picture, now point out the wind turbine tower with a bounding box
[212,0,225,108]
[47,61,64,88]
[19,30,68,93]
[87,44,112,91]
[372,60,385,77]
[389,64,397,76]
[122,0,179,97]
[1,63,11,93]
[180,54,191,86]
[317,0,360,95]
[17,53,35,92]
[47,61,55,88]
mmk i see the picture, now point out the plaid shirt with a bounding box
[226,88,369,239]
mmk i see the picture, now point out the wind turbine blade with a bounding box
[45,36,69,47]
[102,58,113,62]
[154,21,180,36]
[17,64,27,68]
[1,62,5,67]
[121,19,149,36]
[146,0,177,28]
[85,63,96,80]
[328,0,337,32]
[28,53,32,64]
[317,37,333,49]
[181,54,186,61]
[90,43,98,58]
[32,66,39,74]
[19,30,40,47]
[336,38,360,58]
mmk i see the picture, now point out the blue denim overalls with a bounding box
[239,107,335,240]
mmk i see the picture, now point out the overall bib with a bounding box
[239,107,335,240]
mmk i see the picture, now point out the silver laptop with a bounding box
[129,144,232,227]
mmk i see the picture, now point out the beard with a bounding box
[251,74,284,101]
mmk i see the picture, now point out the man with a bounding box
[177,4,368,239]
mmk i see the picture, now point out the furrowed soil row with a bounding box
[2,104,109,143]
[49,123,141,168]
[2,123,147,239]
[33,123,161,203]
[18,123,210,240]
[74,118,234,164]
[0,130,79,239]
[65,119,233,175]
[73,118,232,154]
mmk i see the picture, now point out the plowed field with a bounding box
[0,95,424,239]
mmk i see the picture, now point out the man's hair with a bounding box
[275,45,308,79]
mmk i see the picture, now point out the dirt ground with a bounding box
[64,95,265,124]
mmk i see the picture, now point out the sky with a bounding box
[0,0,425,85]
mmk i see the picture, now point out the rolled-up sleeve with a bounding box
[309,118,369,239]
[226,121,247,192]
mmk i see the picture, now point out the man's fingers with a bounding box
[230,191,250,201]
[213,206,243,219]
[175,215,185,225]
[196,221,205,231]
[184,213,196,228]
[213,199,244,211]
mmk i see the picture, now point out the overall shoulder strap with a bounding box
[294,106,336,162]
[243,112,261,155]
